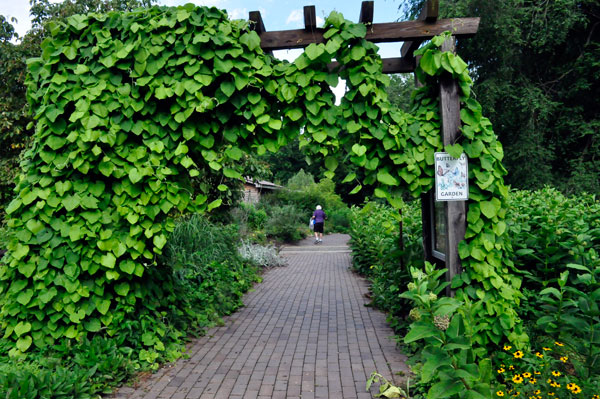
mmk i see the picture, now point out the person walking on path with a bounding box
[311,205,327,244]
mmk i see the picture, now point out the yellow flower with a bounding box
[528,378,537,384]
[535,352,543,359]
[513,351,524,359]
[554,341,564,346]
[504,345,512,351]
[548,392,555,396]
[512,374,524,384]
[534,390,541,395]
[547,378,553,384]
[522,372,531,378]
[542,347,551,351]
[566,383,582,394]
[551,370,561,377]
[560,356,568,363]
[498,368,506,374]
[534,371,541,375]
[551,381,560,388]
[592,395,599,399]
[497,391,505,397]
[509,365,515,370]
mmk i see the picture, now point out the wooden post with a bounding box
[439,37,466,296]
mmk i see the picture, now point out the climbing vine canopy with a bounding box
[1,4,523,357]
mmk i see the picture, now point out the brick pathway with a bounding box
[110,234,408,399]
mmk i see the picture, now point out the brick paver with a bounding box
[108,234,409,399]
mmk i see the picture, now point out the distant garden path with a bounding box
[110,234,408,399]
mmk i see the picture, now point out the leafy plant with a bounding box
[534,266,600,379]
[366,371,409,398]
[400,263,494,399]
[264,204,306,243]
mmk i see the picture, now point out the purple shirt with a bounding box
[312,209,326,223]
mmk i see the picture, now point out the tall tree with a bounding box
[401,0,600,194]
[386,73,416,112]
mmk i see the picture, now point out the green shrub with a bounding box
[507,187,600,291]
[264,204,306,242]
[326,207,351,233]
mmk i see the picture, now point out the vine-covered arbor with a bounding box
[247,0,477,289]
[0,0,525,359]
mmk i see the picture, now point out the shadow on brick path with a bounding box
[108,233,409,399]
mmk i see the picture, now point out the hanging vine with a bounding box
[0,4,524,359]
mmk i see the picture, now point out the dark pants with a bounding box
[314,222,324,233]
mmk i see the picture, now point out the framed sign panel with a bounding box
[435,152,469,201]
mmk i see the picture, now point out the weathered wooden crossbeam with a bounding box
[401,0,439,58]
[248,1,478,74]
[255,18,479,51]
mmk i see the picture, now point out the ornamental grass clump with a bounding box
[493,341,599,398]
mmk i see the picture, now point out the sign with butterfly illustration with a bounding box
[435,152,469,201]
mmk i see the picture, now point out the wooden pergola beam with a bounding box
[327,57,414,74]
[256,17,479,51]
[401,0,439,58]
[439,37,465,296]
[304,6,317,31]
[248,11,267,35]
[359,1,374,24]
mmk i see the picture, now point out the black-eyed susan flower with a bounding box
[551,370,561,377]
[528,378,536,384]
[498,368,505,374]
[512,374,524,384]
[554,341,564,346]
[534,390,541,395]
[534,371,541,375]
[504,345,512,351]
[522,372,531,378]
[548,392,555,396]
[513,351,524,359]
[535,352,543,359]
[497,391,505,397]
[566,383,581,394]
[560,356,568,363]
[509,365,515,370]
[542,347,551,351]
[591,395,599,399]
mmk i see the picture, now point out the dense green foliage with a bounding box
[0,1,156,222]
[507,188,600,383]
[0,336,135,398]
[402,0,600,195]
[0,213,259,395]
[351,188,600,397]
